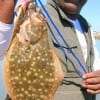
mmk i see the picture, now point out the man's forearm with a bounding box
[0,0,17,24]
[0,0,17,60]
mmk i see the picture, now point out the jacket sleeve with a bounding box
[91,29,100,70]
[0,21,13,60]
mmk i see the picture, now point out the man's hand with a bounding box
[0,0,17,24]
[15,0,31,13]
[83,70,100,94]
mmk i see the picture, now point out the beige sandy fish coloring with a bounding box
[3,2,63,100]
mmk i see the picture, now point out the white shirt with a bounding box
[0,21,13,60]
[69,19,100,70]
[70,19,88,61]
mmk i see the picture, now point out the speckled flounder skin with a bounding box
[3,2,63,100]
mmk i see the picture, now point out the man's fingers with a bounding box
[83,70,100,79]
[83,77,100,84]
[86,88,100,94]
[83,83,100,90]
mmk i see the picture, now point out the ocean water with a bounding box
[0,40,100,100]
[95,40,100,55]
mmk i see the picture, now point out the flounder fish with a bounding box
[3,2,63,100]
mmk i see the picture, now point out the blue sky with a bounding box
[81,0,100,32]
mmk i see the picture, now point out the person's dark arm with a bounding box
[0,0,17,24]
[0,0,17,60]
